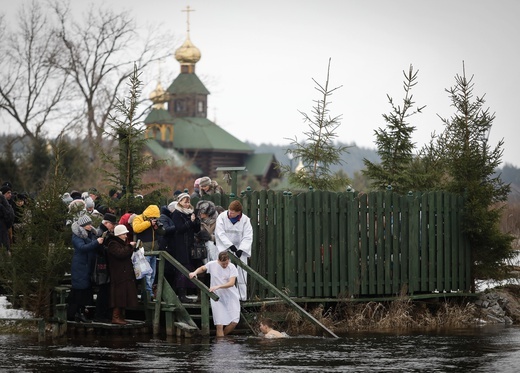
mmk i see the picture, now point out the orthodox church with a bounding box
[143,8,280,187]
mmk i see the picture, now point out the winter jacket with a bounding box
[71,222,101,290]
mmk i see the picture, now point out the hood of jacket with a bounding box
[142,204,160,219]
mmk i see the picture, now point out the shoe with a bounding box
[74,312,91,323]
[179,295,194,303]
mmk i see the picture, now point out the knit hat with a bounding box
[89,187,99,196]
[62,193,73,204]
[193,178,202,188]
[199,176,211,188]
[114,224,129,236]
[85,197,95,209]
[0,185,12,194]
[70,190,82,200]
[177,192,190,202]
[77,215,92,227]
[103,213,117,224]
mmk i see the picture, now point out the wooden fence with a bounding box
[195,189,472,299]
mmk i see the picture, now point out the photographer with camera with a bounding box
[132,204,163,300]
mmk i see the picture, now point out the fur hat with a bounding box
[196,200,216,217]
[114,224,129,236]
[177,192,190,202]
[103,213,117,224]
[77,214,92,227]
[199,176,211,188]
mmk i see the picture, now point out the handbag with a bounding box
[132,247,153,280]
[190,241,208,260]
[91,249,110,285]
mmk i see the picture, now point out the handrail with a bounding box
[153,251,219,302]
[227,251,339,339]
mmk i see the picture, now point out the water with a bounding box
[1,295,520,372]
[1,325,520,372]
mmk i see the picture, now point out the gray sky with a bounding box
[2,0,519,167]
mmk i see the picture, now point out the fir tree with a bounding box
[436,63,513,280]
[281,59,350,191]
[363,65,424,194]
[99,64,165,213]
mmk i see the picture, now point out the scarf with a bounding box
[175,203,194,215]
[228,213,242,225]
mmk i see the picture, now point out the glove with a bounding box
[235,250,243,258]
[229,245,237,252]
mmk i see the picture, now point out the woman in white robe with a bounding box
[215,200,253,301]
[189,251,240,337]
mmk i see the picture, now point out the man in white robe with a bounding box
[215,200,253,301]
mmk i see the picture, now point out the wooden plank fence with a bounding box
[195,189,472,299]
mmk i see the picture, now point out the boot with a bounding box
[75,307,91,323]
[112,307,127,325]
[74,311,90,323]
[177,288,193,303]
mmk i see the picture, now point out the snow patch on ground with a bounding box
[0,296,33,319]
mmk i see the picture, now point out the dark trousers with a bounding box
[95,283,111,320]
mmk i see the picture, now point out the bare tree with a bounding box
[0,1,70,142]
[49,0,173,160]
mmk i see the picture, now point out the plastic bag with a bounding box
[132,247,153,280]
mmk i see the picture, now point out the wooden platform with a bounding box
[66,319,151,335]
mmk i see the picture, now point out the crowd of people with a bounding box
[1,176,258,336]
[0,176,291,337]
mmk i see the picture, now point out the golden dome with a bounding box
[149,81,167,109]
[174,37,201,65]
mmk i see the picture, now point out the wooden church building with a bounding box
[143,10,280,187]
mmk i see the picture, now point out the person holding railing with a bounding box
[189,251,240,337]
[215,200,253,301]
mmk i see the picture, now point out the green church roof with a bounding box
[145,138,202,174]
[172,117,253,153]
[244,153,278,177]
[167,73,210,95]
[144,108,175,125]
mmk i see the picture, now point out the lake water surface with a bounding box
[1,324,519,372]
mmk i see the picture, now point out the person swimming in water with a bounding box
[259,318,287,339]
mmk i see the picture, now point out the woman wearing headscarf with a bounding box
[171,193,201,303]
[105,224,138,325]
[195,200,220,262]
[158,201,177,289]
[68,214,104,322]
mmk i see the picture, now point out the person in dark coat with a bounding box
[106,225,138,325]
[68,214,104,322]
[0,189,14,255]
[171,193,201,303]
[158,203,177,289]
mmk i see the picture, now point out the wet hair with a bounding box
[260,318,276,328]
[228,200,243,213]
[218,251,230,262]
